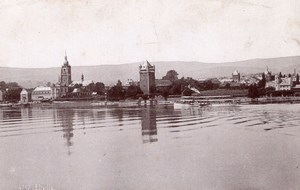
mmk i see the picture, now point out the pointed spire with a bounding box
[81,73,84,82]
[63,50,69,65]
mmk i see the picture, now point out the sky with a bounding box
[0,0,300,68]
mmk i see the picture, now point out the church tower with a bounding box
[139,60,155,96]
[59,52,72,97]
[60,53,72,86]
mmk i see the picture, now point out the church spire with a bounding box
[81,73,84,82]
[63,50,69,66]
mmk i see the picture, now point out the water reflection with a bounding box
[141,106,158,143]
[57,109,75,155]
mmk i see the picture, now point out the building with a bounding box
[275,76,293,91]
[139,60,155,96]
[266,75,293,91]
[155,79,172,92]
[20,89,31,103]
[264,67,273,82]
[69,74,94,88]
[69,73,94,97]
[60,53,72,97]
[31,86,53,101]
[123,79,138,90]
[232,70,240,82]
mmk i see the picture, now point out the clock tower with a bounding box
[139,60,155,96]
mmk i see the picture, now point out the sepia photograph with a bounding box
[1,0,300,189]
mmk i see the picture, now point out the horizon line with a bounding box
[1,55,300,69]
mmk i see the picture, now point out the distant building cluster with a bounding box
[1,53,298,104]
[20,53,94,103]
[264,68,299,91]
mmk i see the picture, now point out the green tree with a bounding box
[182,87,193,96]
[5,88,22,102]
[258,73,266,88]
[169,78,187,95]
[107,80,125,100]
[94,82,105,95]
[0,81,6,90]
[162,70,179,81]
[248,84,259,99]
[125,85,143,99]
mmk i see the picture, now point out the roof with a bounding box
[232,70,239,75]
[139,60,154,70]
[209,78,221,84]
[20,89,28,94]
[266,81,276,88]
[69,80,94,87]
[33,86,52,92]
[280,77,292,86]
[155,79,172,87]
[72,88,81,93]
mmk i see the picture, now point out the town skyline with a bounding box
[1,0,300,68]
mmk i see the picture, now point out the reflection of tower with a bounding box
[58,109,74,155]
[21,107,32,120]
[60,52,72,96]
[139,60,155,96]
[141,107,157,143]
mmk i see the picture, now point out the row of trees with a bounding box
[0,81,23,102]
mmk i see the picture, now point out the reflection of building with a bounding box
[141,107,157,143]
[20,89,31,103]
[0,90,3,102]
[139,60,155,96]
[232,70,240,82]
[58,109,75,155]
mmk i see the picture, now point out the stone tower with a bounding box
[60,53,72,97]
[232,70,240,82]
[60,54,72,86]
[139,60,155,96]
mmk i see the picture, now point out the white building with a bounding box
[31,86,60,101]
[20,89,31,103]
[266,75,293,91]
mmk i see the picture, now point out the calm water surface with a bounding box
[1,104,300,190]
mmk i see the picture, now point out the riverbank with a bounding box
[2,96,300,109]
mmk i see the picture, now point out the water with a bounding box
[1,104,300,190]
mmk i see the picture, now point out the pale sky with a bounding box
[0,0,300,68]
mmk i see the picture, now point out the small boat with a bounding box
[174,96,210,108]
[0,103,13,108]
[174,95,240,108]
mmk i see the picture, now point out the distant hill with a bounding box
[0,56,300,88]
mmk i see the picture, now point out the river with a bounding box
[0,104,300,189]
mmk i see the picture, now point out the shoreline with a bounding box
[2,96,300,108]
